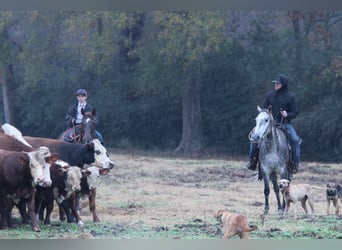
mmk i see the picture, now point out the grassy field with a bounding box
[1,150,342,239]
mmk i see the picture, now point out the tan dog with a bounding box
[278,179,314,219]
[214,209,257,239]
[326,182,342,215]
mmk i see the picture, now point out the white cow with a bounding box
[1,123,32,147]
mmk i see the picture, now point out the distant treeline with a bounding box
[0,11,342,162]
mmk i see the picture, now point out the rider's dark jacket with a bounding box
[65,103,97,128]
[263,78,297,124]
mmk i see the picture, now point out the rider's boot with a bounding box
[290,162,299,174]
[247,143,259,170]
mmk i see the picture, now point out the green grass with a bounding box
[2,215,342,239]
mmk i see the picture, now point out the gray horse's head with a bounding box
[251,105,272,143]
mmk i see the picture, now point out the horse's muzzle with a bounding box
[251,134,261,143]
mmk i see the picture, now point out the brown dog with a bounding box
[278,179,314,219]
[326,182,342,215]
[214,209,257,239]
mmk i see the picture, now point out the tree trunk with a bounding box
[176,77,204,154]
[288,11,306,82]
[0,70,14,124]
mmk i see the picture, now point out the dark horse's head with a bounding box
[80,108,96,144]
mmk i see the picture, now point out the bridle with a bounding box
[80,114,96,144]
[249,109,274,143]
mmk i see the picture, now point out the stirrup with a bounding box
[289,162,298,174]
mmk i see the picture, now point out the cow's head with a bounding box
[65,166,82,192]
[82,165,109,190]
[40,152,61,187]
[27,146,55,186]
[88,139,114,170]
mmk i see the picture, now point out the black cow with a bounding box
[24,136,114,169]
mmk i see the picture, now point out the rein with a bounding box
[71,124,83,143]
[60,112,96,144]
[60,124,82,143]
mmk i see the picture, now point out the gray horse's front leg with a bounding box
[270,175,283,212]
[263,181,270,215]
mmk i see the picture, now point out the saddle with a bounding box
[60,126,82,143]
[276,123,296,168]
[251,124,294,172]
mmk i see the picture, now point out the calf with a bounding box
[53,165,84,226]
[0,147,55,231]
[59,166,109,223]
[36,160,83,226]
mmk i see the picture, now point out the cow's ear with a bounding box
[82,170,91,177]
[51,153,60,161]
[45,155,58,164]
[18,155,28,165]
[57,168,64,176]
[99,169,109,176]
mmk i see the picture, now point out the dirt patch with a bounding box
[82,152,341,237]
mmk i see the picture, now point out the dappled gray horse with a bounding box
[250,106,292,214]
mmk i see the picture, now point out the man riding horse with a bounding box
[62,89,104,144]
[247,74,302,174]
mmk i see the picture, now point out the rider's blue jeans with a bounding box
[248,123,301,164]
[284,123,301,164]
[95,130,104,143]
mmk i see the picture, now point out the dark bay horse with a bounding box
[249,106,292,215]
[59,109,96,144]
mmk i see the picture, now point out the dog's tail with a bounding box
[311,185,326,190]
[242,224,258,232]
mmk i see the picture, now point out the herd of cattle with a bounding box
[0,123,114,232]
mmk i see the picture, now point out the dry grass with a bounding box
[95,151,342,233]
[4,150,342,239]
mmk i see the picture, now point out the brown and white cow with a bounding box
[57,165,109,223]
[75,166,110,222]
[0,133,52,187]
[0,147,56,231]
